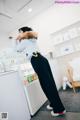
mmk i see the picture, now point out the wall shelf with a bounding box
[50,21,80,58]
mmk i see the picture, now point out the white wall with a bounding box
[0,32,12,50]
[20,4,80,89]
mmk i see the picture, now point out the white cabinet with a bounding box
[0,71,31,120]
[50,21,80,58]
[24,80,47,116]
[19,62,47,116]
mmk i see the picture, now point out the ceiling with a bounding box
[0,0,54,34]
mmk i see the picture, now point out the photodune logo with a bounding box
[0,112,8,120]
[55,0,80,3]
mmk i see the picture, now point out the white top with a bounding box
[15,38,39,60]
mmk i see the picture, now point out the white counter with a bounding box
[0,70,31,120]
[0,70,17,76]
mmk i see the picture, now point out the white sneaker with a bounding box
[46,105,53,110]
[51,110,66,117]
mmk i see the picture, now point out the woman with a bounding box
[16,26,66,117]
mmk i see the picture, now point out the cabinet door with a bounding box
[24,80,47,115]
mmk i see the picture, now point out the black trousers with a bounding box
[30,53,65,113]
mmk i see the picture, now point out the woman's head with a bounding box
[18,26,33,33]
[18,26,37,39]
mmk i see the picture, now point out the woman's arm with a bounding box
[16,31,38,41]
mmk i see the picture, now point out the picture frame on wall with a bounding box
[60,44,74,56]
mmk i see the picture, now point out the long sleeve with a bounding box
[15,41,27,52]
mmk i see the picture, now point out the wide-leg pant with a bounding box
[30,53,65,113]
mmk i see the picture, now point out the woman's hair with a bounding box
[18,26,33,32]
[18,26,37,39]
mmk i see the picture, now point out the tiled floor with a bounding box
[31,111,80,120]
[31,88,80,120]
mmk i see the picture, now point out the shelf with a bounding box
[0,70,17,76]
[54,35,80,46]
[50,21,80,36]
[53,49,80,59]
[50,21,80,59]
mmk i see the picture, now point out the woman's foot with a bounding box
[51,110,66,117]
[46,105,53,110]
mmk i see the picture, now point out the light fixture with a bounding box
[28,8,32,12]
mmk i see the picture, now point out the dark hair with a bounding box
[18,26,33,32]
